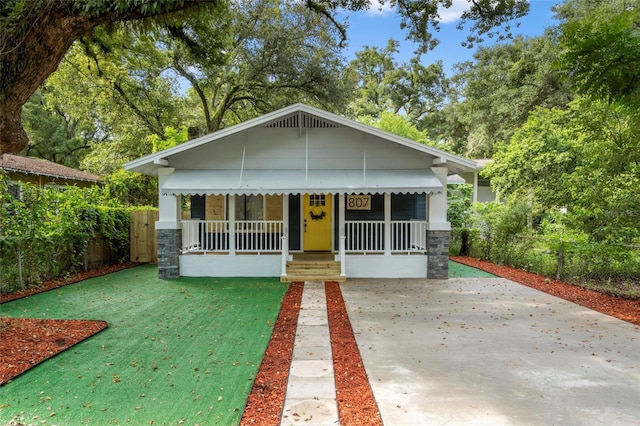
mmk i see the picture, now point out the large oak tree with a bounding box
[0,0,217,154]
[1,0,528,154]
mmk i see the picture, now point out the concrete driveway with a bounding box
[341,278,640,425]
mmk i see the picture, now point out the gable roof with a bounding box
[124,103,477,176]
[0,154,101,183]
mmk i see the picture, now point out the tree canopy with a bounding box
[30,0,352,177]
[482,0,640,244]
[442,34,572,157]
[0,0,530,154]
[485,97,640,243]
[0,0,215,154]
[556,0,640,105]
[346,39,448,129]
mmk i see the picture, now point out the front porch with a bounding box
[179,218,428,255]
[124,104,477,280]
[177,213,433,280]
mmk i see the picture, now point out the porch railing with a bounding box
[182,220,229,252]
[393,220,427,252]
[181,220,283,253]
[345,221,385,253]
[344,220,427,253]
[182,219,425,254]
[235,220,283,252]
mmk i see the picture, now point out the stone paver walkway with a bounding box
[280,282,338,426]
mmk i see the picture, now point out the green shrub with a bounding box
[459,199,640,298]
[0,173,132,294]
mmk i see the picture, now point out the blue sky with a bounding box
[338,0,564,75]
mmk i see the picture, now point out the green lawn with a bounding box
[448,260,496,278]
[0,265,288,425]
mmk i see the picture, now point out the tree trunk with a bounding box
[0,100,29,154]
[0,0,210,154]
[1,6,91,154]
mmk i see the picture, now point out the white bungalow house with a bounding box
[124,104,476,280]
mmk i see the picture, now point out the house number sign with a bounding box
[347,195,371,210]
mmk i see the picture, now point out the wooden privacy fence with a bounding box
[130,209,158,263]
[85,236,110,270]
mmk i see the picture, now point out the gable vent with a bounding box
[261,112,343,129]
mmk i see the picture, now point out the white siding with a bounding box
[166,127,433,172]
[345,254,427,278]
[180,254,281,277]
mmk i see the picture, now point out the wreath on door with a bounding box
[309,207,326,220]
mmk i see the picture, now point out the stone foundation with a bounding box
[157,228,182,279]
[427,230,450,279]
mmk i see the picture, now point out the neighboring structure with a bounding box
[0,153,101,197]
[124,104,477,280]
[455,159,497,203]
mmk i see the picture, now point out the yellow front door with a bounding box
[303,194,332,251]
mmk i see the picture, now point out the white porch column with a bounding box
[338,193,346,237]
[384,192,391,255]
[282,195,291,260]
[157,168,181,226]
[336,193,346,262]
[282,195,289,239]
[428,167,451,231]
[228,195,236,255]
[473,171,479,203]
[156,167,182,279]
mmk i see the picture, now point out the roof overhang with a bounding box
[0,154,101,183]
[160,169,443,196]
[125,103,477,177]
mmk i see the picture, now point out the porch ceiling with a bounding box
[160,168,443,196]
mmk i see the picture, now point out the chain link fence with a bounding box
[451,228,640,298]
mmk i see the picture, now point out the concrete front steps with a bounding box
[281,253,346,283]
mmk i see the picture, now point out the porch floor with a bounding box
[281,253,346,283]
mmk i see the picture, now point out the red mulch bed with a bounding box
[0,318,108,385]
[3,258,638,419]
[326,281,383,426]
[241,281,382,426]
[0,263,138,304]
[0,263,137,386]
[451,256,640,326]
[240,282,303,425]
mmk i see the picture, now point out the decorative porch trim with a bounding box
[159,169,443,196]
